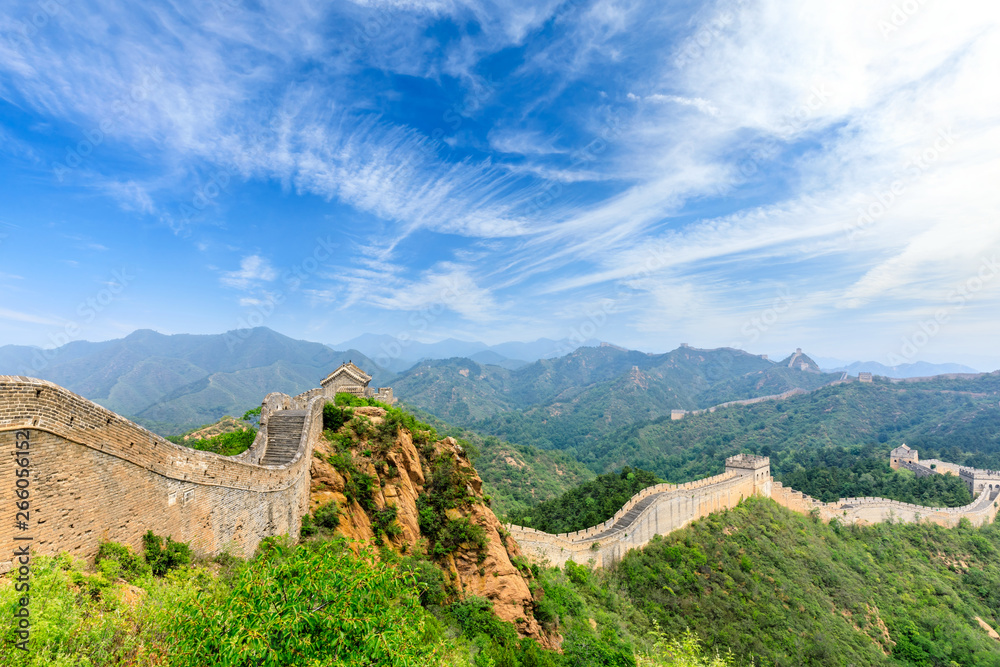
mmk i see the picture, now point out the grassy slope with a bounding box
[539,497,1000,666]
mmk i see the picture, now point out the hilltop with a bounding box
[0,327,389,433]
[467,371,1000,484]
[393,345,842,448]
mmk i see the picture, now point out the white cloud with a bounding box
[221,255,277,289]
[0,307,61,325]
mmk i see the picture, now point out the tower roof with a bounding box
[320,361,372,388]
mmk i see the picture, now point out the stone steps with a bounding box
[590,493,661,540]
[261,410,307,466]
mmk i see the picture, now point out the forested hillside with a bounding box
[395,345,842,448]
[472,375,1000,484]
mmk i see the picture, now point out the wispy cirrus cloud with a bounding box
[221,255,277,290]
[1,0,998,365]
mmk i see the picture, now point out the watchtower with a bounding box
[725,454,771,494]
[890,444,918,470]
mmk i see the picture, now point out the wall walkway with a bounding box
[0,376,320,573]
[509,463,769,567]
[511,456,1000,568]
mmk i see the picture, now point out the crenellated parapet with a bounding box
[510,449,1000,569]
[0,376,321,573]
[509,466,766,568]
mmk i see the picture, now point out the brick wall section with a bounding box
[511,453,999,569]
[509,467,767,568]
[771,481,1000,528]
[0,376,322,572]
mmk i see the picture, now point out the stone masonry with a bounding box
[510,450,1000,568]
[0,376,323,573]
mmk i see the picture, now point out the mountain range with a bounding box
[1,327,989,441]
[823,360,981,378]
[330,332,603,372]
[0,328,391,433]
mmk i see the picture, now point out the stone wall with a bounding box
[509,469,763,568]
[511,452,1000,569]
[771,481,1000,528]
[0,376,320,573]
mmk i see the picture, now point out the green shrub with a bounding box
[314,501,340,530]
[399,555,449,607]
[432,517,488,561]
[184,428,257,456]
[166,537,439,666]
[142,531,192,577]
[373,504,402,543]
[95,540,150,581]
[345,470,377,514]
[300,514,317,538]
[322,403,352,432]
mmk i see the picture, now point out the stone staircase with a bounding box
[261,409,307,466]
[590,493,661,540]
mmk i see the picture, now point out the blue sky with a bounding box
[1,0,999,369]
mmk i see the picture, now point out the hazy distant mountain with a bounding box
[391,345,843,448]
[0,328,391,433]
[826,361,981,378]
[330,333,601,372]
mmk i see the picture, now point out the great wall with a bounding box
[509,446,1000,567]
[2,369,999,573]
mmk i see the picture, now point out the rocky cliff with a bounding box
[307,405,557,648]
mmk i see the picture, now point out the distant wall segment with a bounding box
[511,452,1000,568]
[509,455,771,568]
[0,376,319,573]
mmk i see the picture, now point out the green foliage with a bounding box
[142,531,192,577]
[300,513,317,538]
[373,504,403,543]
[611,497,1000,665]
[335,391,385,407]
[416,455,489,562]
[783,458,974,506]
[508,467,661,532]
[166,537,448,666]
[322,402,352,431]
[95,540,150,581]
[241,405,262,419]
[178,427,257,456]
[399,404,595,518]
[241,405,262,427]
[433,518,488,561]
[0,554,157,665]
[450,597,563,667]
[345,469,377,513]
[398,553,451,607]
[637,625,736,667]
[313,500,341,530]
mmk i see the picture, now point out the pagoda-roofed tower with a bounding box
[319,362,394,404]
